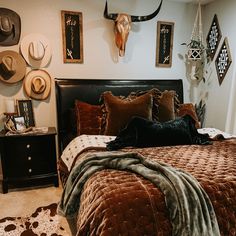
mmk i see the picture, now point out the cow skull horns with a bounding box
[104,0,163,57]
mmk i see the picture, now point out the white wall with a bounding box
[0,0,196,131]
[200,0,236,133]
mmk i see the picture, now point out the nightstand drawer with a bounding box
[0,127,59,193]
[4,136,54,161]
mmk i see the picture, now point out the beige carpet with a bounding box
[0,184,71,235]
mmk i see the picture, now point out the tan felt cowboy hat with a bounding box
[0,50,26,84]
[0,8,21,46]
[20,33,52,68]
[23,69,51,100]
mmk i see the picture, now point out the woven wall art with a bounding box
[215,37,232,85]
[206,14,222,60]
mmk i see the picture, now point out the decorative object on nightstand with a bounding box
[0,127,59,193]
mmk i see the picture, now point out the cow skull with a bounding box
[104,0,163,57]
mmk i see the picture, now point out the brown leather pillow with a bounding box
[75,100,102,135]
[177,103,201,128]
[101,91,153,136]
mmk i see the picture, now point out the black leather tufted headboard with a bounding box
[55,78,183,154]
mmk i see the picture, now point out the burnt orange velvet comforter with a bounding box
[59,139,236,236]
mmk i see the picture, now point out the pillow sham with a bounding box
[177,103,200,128]
[100,91,153,136]
[75,100,102,135]
[127,88,180,122]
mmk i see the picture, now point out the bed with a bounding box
[55,78,236,236]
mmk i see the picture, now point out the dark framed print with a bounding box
[61,10,83,63]
[215,37,232,85]
[17,99,35,128]
[206,14,222,60]
[156,21,174,67]
[13,116,26,131]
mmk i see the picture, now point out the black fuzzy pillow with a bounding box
[106,115,211,150]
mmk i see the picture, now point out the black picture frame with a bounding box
[215,37,232,85]
[61,10,83,63]
[156,21,174,67]
[206,14,222,60]
[17,99,35,128]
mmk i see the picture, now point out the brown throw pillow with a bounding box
[75,100,102,135]
[177,103,201,128]
[127,88,180,122]
[158,90,176,122]
[101,91,153,136]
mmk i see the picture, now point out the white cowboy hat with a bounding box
[20,33,52,68]
[0,50,26,84]
[0,8,21,46]
[23,69,51,100]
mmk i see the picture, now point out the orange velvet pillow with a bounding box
[177,103,200,128]
[75,100,102,135]
[101,91,153,136]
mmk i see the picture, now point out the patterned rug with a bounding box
[0,203,69,236]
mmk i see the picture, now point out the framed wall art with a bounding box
[61,10,83,63]
[156,21,174,67]
[17,99,35,128]
[215,37,232,85]
[206,14,222,60]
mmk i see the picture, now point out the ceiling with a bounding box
[170,0,215,5]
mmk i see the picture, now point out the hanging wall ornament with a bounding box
[215,37,232,85]
[206,14,222,60]
[187,1,204,61]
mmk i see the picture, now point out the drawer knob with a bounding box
[26,144,31,149]
[28,156,32,161]
[28,168,32,173]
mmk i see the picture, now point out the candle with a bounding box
[5,99,15,113]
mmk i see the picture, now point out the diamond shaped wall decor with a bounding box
[215,37,232,85]
[206,14,222,60]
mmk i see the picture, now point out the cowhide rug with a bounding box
[0,203,69,236]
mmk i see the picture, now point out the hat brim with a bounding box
[23,69,51,100]
[20,33,52,69]
[0,8,21,46]
[0,50,26,84]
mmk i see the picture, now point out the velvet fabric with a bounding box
[106,115,211,150]
[58,151,220,236]
[158,90,176,122]
[178,103,200,128]
[127,88,180,122]
[101,91,153,136]
[57,138,236,236]
[75,100,102,135]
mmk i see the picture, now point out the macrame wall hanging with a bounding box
[188,0,204,61]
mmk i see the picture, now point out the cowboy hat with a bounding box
[20,33,52,68]
[0,8,21,46]
[0,50,26,84]
[23,69,51,100]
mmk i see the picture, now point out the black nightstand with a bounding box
[0,127,59,193]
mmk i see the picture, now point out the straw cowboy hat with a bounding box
[0,8,21,46]
[20,33,52,68]
[23,69,51,100]
[0,50,26,84]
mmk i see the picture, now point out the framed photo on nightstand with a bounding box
[13,116,26,131]
[17,99,35,128]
